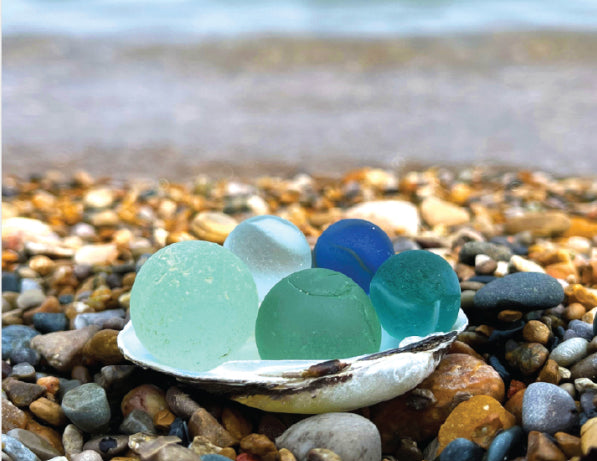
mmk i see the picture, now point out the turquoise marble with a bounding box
[369,250,460,342]
[130,240,258,371]
[255,268,381,359]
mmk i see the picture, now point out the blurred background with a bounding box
[3,0,597,179]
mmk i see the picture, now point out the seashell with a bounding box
[117,310,468,414]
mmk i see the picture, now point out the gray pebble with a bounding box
[94,365,136,389]
[73,309,126,330]
[71,450,103,461]
[119,409,156,435]
[571,352,597,380]
[61,383,111,433]
[485,426,524,461]
[473,272,564,311]
[6,428,61,460]
[458,241,512,265]
[549,337,589,367]
[567,320,595,341]
[62,424,84,459]
[9,362,37,380]
[276,412,381,461]
[522,382,578,434]
[33,313,69,333]
[16,289,45,309]
[1,434,41,461]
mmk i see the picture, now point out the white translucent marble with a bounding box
[224,215,312,301]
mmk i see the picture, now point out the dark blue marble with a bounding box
[314,219,393,293]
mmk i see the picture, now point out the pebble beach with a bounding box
[2,166,597,461]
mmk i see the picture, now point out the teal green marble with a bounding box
[369,250,460,342]
[130,240,258,371]
[255,268,381,360]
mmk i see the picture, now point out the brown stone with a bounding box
[307,448,342,461]
[554,432,582,458]
[504,389,525,426]
[371,353,504,449]
[30,325,100,371]
[564,217,597,239]
[240,433,278,461]
[446,340,485,361]
[437,395,515,453]
[537,359,561,385]
[154,409,176,431]
[505,342,549,375]
[221,407,253,441]
[581,417,597,455]
[279,448,297,461]
[566,284,597,309]
[497,310,523,323]
[527,431,566,461]
[420,196,470,228]
[188,408,237,448]
[30,397,67,427]
[546,261,578,281]
[26,418,64,454]
[23,296,62,323]
[121,384,168,418]
[165,386,201,420]
[36,376,60,396]
[523,321,551,345]
[2,378,46,407]
[565,303,587,321]
[505,212,571,237]
[2,396,29,431]
[82,329,124,365]
[189,435,226,457]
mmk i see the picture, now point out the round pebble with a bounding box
[550,337,589,367]
[474,272,565,311]
[439,438,484,461]
[9,347,41,367]
[61,383,111,433]
[522,382,578,434]
[130,240,259,371]
[485,425,525,461]
[224,215,312,301]
[1,434,41,461]
[32,313,69,333]
[369,250,460,341]
[314,218,393,294]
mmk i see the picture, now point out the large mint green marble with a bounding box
[130,240,258,371]
[369,250,460,342]
[255,268,381,360]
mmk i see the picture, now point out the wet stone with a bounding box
[522,382,578,434]
[439,438,484,461]
[33,313,69,333]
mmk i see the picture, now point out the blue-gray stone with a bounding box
[10,362,37,380]
[458,241,513,265]
[439,438,484,461]
[168,418,189,445]
[565,320,594,341]
[580,391,597,419]
[6,428,61,460]
[73,309,126,330]
[58,294,74,304]
[57,379,82,400]
[32,313,69,333]
[549,337,589,367]
[485,426,524,461]
[61,383,111,434]
[473,272,564,311]
[20,279,42,293]
[9,346,41,367]
[2,325,40,360]
[522,382,578,434]
[1,434,41,461]
[2,272,21,292]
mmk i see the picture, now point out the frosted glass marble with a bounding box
[224,215,312,301]
[130,240,258,371]
[255,268,381,360]
[314,219,394,293]
[369,250,460,342]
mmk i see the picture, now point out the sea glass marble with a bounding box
[369,250,460,342]
[314,219,394,293]
[224,215,312,301]
[130,240,259,371]
[255,268,381,360]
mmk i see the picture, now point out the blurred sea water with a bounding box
[4,0,597,179]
